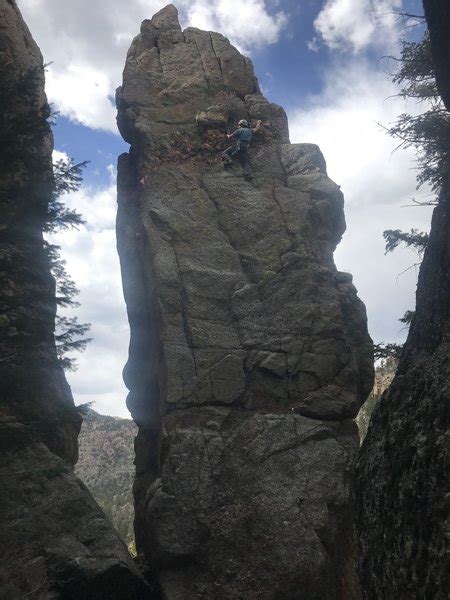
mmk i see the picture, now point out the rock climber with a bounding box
[221,119,262,179]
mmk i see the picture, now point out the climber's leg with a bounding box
[239,148,253,179]
[221,145,235,165]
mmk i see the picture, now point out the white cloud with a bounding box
[288,59,433,344]
[47,176,131,418]
[313,0,402,53]
[17,0,287,132]
[185,0,287,53]
[52,149,69,163]
[46,65,116,131]
[307,37,320,52]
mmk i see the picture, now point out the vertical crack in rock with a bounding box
[209,33,225,81]
[116,4,374,599]
[191,35,211,90]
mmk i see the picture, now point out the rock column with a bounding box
[117,6,374,598]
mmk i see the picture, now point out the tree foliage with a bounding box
[0,63,90,371]
[384,32,450,193]
[48,158,92,369]
[374,22,449,360]
[373,342,403,361]
[383,228,429,255]
[55,316,92,371]
[399,309,415,325]
[46,158,88,232]
[48,159,91,369]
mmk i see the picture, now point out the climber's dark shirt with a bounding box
[231,127,253,146]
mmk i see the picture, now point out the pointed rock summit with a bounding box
[117,5,374,598]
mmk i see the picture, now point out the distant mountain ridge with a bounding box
[75,408,136,545]
[77,368,394,547]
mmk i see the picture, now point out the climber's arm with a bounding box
[227,130,238,140]
[252,120,263,133]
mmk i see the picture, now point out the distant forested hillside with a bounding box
[356,358,398,441]
[75,409,136,545]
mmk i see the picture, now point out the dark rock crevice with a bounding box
[209,33,225,82]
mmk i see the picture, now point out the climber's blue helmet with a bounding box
[238,119,249,128]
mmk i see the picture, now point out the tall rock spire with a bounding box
[117,5,374,598]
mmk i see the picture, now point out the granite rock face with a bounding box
[117,5,373,598]
[0,2,149,597]
[0,0,79,464]
[354,6,449,598]
[0,420,149,599]
[354,176,449,600]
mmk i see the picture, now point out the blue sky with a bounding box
[53,117,124,187]
[18,0,431,417]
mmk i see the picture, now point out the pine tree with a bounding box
[383,228,429,255]
[384,31,450,194]
[0,63,90,378]
[375,21,450,360]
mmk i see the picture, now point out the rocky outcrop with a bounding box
[354,5,449,597]
[354,166,449,600]
[0,420,149,599]
[0,0,79,464]
[0,2,149,597]
[117,5,373,598]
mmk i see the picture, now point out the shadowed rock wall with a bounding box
[0,0,79,465]
[354,158,449,600]
[117,5,373,598]
[0,2,149,597]
[423,0,450,110]
[354,4,449,598]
